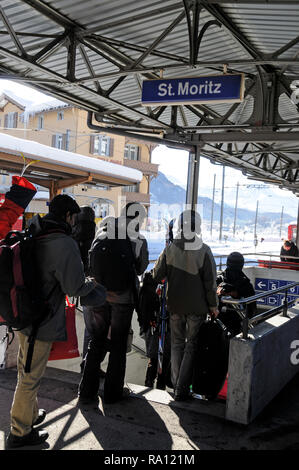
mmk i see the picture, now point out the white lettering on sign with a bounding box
[158,83,167,97]
[178,81,189,95]
[158,83,175,97]
[158,80,222,98]
[177,80,222,96]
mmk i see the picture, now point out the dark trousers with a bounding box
[79,302,133,402]
[170,313,205,395]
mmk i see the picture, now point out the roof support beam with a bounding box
[173,131,299,144]
[0,44,170,128]
[20,0,80,29]
[66,30,77,82]
[183,0,221,65]
[79,3,183,35]
[32,30,69,63]
[89,34,188,64]
[272,35,299,59]
[0,6,27,57]
[103,9,186,97]
[78,44,103,94]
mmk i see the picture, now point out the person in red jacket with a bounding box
[0,176,37,239]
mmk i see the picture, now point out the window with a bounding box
[38,115,44,130]
[124,144,139,161]
[57,110,64,121]
[123,184,139,193]
[90,135,114,157]
[52,132,71,150]
[4,112,18,128]
[52,133,63,149]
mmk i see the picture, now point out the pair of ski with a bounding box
[157,279,168,376]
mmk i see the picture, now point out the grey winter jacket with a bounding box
[152,236,217,316]
[21,215,96,342]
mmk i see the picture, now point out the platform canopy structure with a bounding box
[0,0,299,204]
[0,132,142,199]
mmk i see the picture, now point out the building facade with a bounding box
[0,92,158,220]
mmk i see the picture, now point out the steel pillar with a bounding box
[296,200,299,249]
[186,146,201,210]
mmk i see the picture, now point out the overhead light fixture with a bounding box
[30,170,50,177]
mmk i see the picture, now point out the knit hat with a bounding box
[226,252,244,269]
[49,194,80,219]
[177,209,202,234]
[174,210,203,250]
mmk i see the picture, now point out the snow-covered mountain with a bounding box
[149,172,295,236]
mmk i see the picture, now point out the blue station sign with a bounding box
[255,278,299,307]
[141,74,245,106]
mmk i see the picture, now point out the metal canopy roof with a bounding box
[1,1,299,193]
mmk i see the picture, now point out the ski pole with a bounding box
[157,279,167,375]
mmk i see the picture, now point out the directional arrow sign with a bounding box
[257,281,267,289]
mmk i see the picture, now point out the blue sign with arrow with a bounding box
[141,74,244,106]
[255,278,299,306]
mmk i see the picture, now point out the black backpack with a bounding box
[138,271,160,332]
[192,317,231,399]
[0,229,59,372]
[89,234,136,292]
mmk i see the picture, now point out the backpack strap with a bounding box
[24,325,39,373]
[24,279,61,373]
[126,237,141,315]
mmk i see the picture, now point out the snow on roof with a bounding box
[0,90,33,110]
[24,98,70,115]
[0,89,68,115]
[0,132,142,184]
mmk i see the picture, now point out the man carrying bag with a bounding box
[78,202,149,405]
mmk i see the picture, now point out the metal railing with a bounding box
[150,253,299,271]
[213,252,299,271]
[221,281,299,339]
[81,251,299,341]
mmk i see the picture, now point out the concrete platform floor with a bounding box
[1,366,299,452]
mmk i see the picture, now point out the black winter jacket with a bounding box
[72,220,96,273]
[217,268,256,336]
[280,243,299,263]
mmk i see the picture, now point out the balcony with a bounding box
[121,189,150,205]
[123,159,159,176]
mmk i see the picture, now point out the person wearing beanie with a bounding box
[78,203,149,405]
[71,206,107,377]
[6,194,99,449]
[72,206,96,274]
[152,209,218,401]
[217,252,256,336]
[0,175,37,239]
[280,240,299,263]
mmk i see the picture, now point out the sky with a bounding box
[0,79,54,104]
[1,79,298,218]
